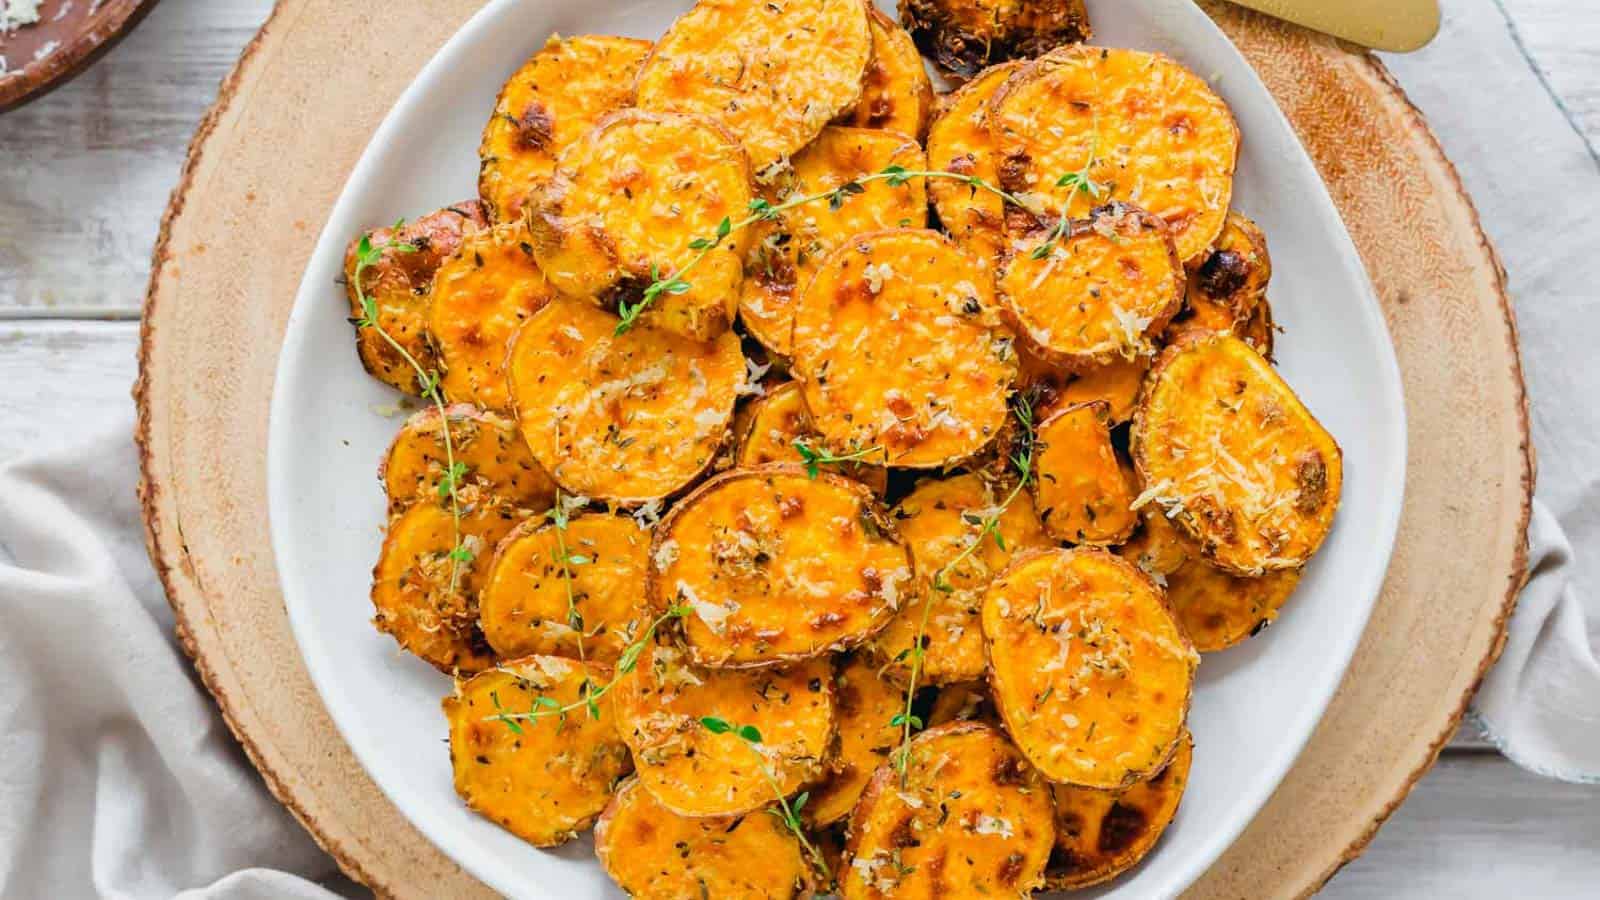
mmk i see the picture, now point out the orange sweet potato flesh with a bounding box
[443,656,631,846]
[381,403,555,516]
[1032,401,1140,545]
[1132,331,1342,575]
[805,653,902,826]
[982,547,1196,789]
[842,722,1055,898]
[924,61,1026,263]
[736,380,888,493]
[1045,730,1193,889]
[595,777,812,899]
[650,466,914,668]
[836,6,934,138]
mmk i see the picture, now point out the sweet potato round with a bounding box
[805,653,902,827]
[1032,400,1140,545]
[735,380,888,493]
[835,6,934,138]
[380,403,555,515]
[924,60,1026,263]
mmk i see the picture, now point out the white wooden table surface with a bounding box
[1,0,1596,895]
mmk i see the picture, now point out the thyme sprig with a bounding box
[484,604,690,732]
[351,224,471,595]
[548,491,590,661]
[890,392,1037,784]
[614,166,1046,335]
[699,716,832,884]
[792,439,884,479]
[1029,135,1106,261]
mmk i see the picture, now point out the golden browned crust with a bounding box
[1045,730,1193,889]
[897,0,1090,81]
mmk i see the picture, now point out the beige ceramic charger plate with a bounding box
[135,1,1530,896]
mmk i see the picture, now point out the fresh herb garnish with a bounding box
[699,716,831,883]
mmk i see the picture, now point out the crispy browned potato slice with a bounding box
[443,656,631,846]
[508,297,745,506]
[1033,401,1140,545]
[1185,211,1271,330]
[478,514,650,663]
[614,642,834,817]
[836,6,934,138]
[982,547,1196,789]
[635,0,872,171]
[527,110,752,341]
[650,466,913,668]
[1119,511,1302,651]
[999,202,1184,371]
[381,403,555,515]
[806,654,901,826]
[1132,331,1342,575]
[842,722,1054,898]
[924,61,1025,262]
[428,221,555,410]
[872,473,1050,684]
[477,35,651,223]
[739,127,928,358]
[1045,730,1193,889]
[596,777,813,899]
[1057,356,1150,425]
[343,203,488,395]
[899,0,1091,80]
[1238,291,1278,361]
[989,45,1239,263]
[925,680,995,727]
[372,502,525,673]
[736,380,888,493]
[792,229,1018,468]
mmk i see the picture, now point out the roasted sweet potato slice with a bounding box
[1056,356,1150,425]
[791,229,1018,468]
[343,202,488,395]
[1119,511,1302,652]
[981,547,1196,789]
[1045,730,1193,889]
[477,35,651,223]
[1132,331,1342,575]
[1032,401,1140,545]
[736,380,889,493]
[924,61,1025,262]
[478,514,651,663]
[1184,211,1271,330]
[842,721,1054,898]
[1238,291,1278,361]
[614,643,834,817]
[806,653,902,826]
[508,297,745,506]
[999,202,1184,371]
[872,473,1050,684]
[428,221,555,410]
[596,777,813,899]
[899,0,1091,80]
[635,0,872,170]
[526,110,752,341]
[925,680,996,727]
[835,6,934,138]
[371,502,525,673]
[739,127,928,358]
[381,403,555,515]
[989,45,1239,263]
[443,656,631,846]
[650,466,913,668]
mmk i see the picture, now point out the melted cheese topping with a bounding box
[792,229,1017,467]
[443,658,631,846]
[841,723,1054,899]
[1045,731,1192,890]
[429,222,555,411]
[1033,402,1140,545]
[509,297,744,505]
[1132,332,1342,575]
[998,202,1184,370]
[739,127,928,358]
[981,548,1195,789]
[873,473,1050,684]
[924,61,1025,263]
[635,0,872,170]
[834,7,934,138]
[805,654,902,826]
[596,778,811,898]
[382,403,554,515]
[372,502,524,673]
[478,514,650,663]
[477,35,651,222]
[528,110,752,341]
[653,468,912,666]
[989,45,1239,263]
[736,380,888,493]
[614,644,833,817]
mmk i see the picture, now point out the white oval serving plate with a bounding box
[269,1,1407,896]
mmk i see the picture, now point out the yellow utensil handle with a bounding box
[1221,0,1441,52]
